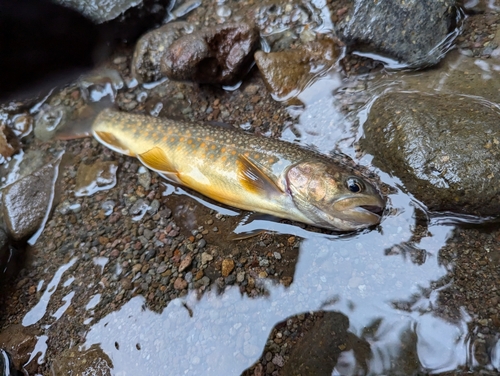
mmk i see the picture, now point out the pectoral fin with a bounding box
[93,131,133,156]
[138,147,181,181]
[236,155,283,197]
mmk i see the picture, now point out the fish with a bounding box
[92,109,385,231]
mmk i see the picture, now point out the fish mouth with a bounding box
[359,205,384,216]
[333,196,385,226]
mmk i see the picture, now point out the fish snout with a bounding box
[333,195,386,227]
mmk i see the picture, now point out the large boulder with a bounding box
[361,91,500,216]
[335,0,458,68]
[2,160,60,241]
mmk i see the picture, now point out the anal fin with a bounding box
[236,155,283,197]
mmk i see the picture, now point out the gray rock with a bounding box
[132,22,194,83]
[361,92,500,216]
[335,0,458,68]
[56,0,143,23]
[244,0,322,51]
[2,161,59,241]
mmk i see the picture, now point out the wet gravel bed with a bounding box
[1,2,500,375]
[457,7,500,57]
[0,132,302,373]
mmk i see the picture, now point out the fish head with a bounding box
[285,160,385,231]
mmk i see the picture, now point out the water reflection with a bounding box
[75,182,480,374]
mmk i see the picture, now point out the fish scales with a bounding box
[92,109,385,231]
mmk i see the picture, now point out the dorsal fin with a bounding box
[236,155,284,197]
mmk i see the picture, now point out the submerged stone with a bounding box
[161,22,259,85]
[74,160,118,197]
[361,92,500,216]
[34,104,67,142]
[244,0,323,51]
[2,160,59,241]
[335,0,457,68]
[51,344,113,375]
[255,39,338,100]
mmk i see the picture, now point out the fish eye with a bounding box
[346,177,364,193]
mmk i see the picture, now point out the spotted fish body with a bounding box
[92,109,385,231]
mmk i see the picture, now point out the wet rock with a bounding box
[335,0,457,68]
[132,22,194,83]
[2,160,59,241]
[245,0,323,51]
[56,0,142,23]
[255,39,338,100]
[201,252,213,265]
[161,22,259,86]
[0,124,20,164]
[0,324,40,372]
[200,276,210,286]
[174,276,188,290]
[33,104,67,142]
[51,344,113,375]
[74,161,118,197]
[178,254,192,272]
[361,92,500,216]
[221,259,234,277]
[137,166,151,190]
[78,68,124,103]
[55,0,172,30]
[236,271,245,283]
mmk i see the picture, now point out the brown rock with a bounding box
[221,259,235,277]
[98,236,109,245]
[178,253,193,272]
[174,277,188,290]
[121,278,132,290]
[0,324,40,372]
[0,123,20,163]
[74,160,118,197]
[132,263,142,273]
[281,276,293,287]
[162,22,259,85]
[194,270,204,281]
[255,39,338,100]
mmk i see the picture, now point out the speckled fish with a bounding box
[92,109,385,231]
